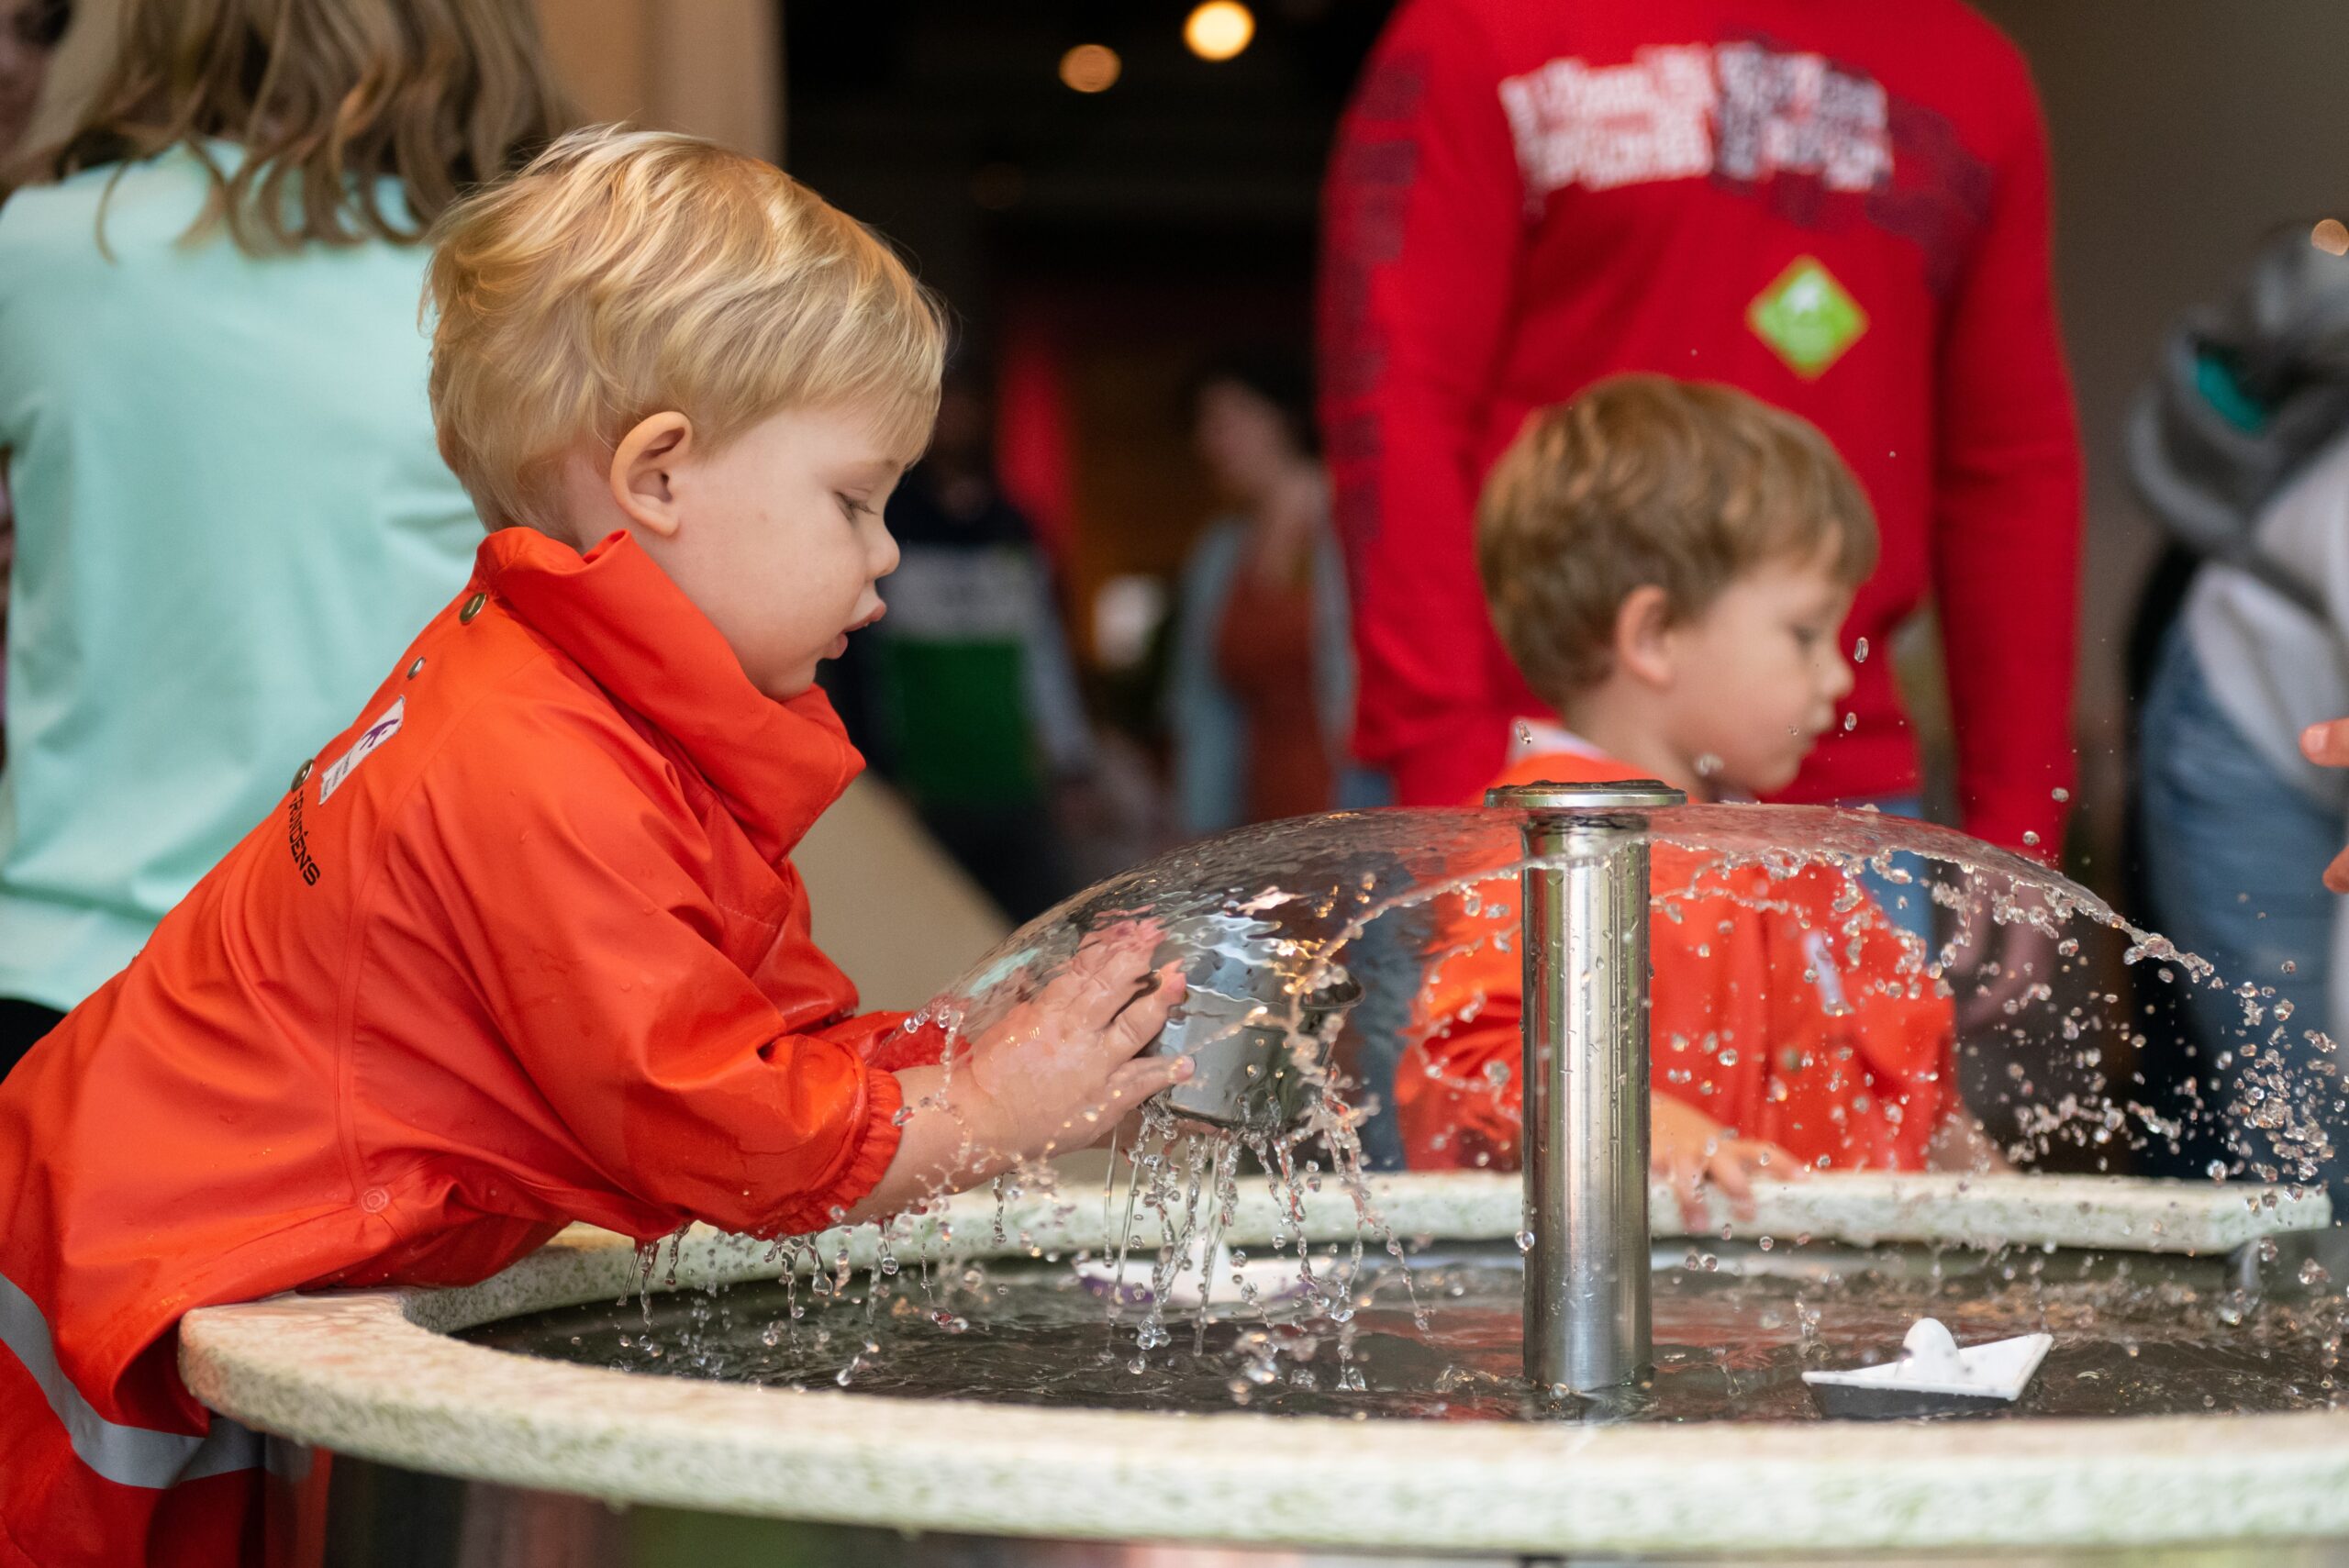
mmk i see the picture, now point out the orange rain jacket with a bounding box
[1396,749,1952,1174]
[0,528,941,1567]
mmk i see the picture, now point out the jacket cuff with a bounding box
[816,1009,950,1072]
[767,1065,906,1236]
[867,1012,949,1072]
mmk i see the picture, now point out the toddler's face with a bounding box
[640,404,912,700]
[1664,553,1855,799]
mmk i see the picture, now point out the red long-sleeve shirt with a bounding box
[1319,0,2082,855]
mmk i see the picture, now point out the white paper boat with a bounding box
[1801,1318,2052,1418]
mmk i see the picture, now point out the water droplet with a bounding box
[1514,1229,1536,1253]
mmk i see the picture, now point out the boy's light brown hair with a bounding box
[1478,374,1877,703]
[426,126,946,535]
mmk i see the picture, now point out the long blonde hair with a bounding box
[31,0,575,253]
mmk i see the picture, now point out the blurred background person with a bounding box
[836,373,1096,925]
[1168,349,1376,837]
[1164,348,1411,1165]
[0,0,64,158]
[2128,227,2349,1195]
[0,0,572,1073]
[1318,0,2083,1019]
[0,0,71,777]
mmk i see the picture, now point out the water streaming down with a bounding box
[468,804,2349,1419]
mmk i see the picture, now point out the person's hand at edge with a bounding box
[2303,720,2349,894]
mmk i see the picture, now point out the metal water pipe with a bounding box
[1487,780,1686,1394]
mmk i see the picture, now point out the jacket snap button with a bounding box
[459,592,487,624]
[360,1187,389,1213]
[290,758,312,791]
[406,656,427,679]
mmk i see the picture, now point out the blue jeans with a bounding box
[1339,880,1431,1173]
[2139,626,2342,1197]
[1848,794,1932,945]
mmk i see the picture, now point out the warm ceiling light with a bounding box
[2315,218,2349,257]
[1184,1,1255,61]
[1059,42,1121,94]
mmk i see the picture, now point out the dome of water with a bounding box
[464,804,2343,1425]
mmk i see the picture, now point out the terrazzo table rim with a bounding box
[183,1172,2343,1556]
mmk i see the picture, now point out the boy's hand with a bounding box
[1943,888,2063,1041]
[847,922,1190,1223]
[1652,1094,1799,1230]
[953,921,1192,1162]
[1926,1108,2012,1174]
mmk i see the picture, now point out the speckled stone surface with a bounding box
[182,1173,2348,1555]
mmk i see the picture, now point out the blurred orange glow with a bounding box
[1059,43,1122,94]
[1184,2,1256,62]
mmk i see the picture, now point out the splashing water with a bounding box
[477,1237,2349,1421]
[554,805,2340,1411]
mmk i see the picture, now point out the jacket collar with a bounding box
[474,528,863,863]
[1505,717,1613,767]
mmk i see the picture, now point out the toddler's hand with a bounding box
[953,921,1191,1165]
[1651,1094,1799,1230]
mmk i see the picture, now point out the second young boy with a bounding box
[1397,376,1990,1224]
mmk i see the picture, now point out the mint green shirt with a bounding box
[0,147,481,1009]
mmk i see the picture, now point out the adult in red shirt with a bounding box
[1319,0,2082,858]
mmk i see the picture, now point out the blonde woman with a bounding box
[0,0,71,776]
[0,0,572,1072]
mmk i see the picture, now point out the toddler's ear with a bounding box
[609,412,695,539]
[1612,584,1676,688]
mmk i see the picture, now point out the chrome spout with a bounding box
[1487,780,1685,1394]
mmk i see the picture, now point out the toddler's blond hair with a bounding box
[1479,375,1877,704]
[426,126,945,534]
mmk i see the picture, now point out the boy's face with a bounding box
[1661,552,1856,798]
[619,404,913,700]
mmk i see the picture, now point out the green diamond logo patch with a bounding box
[1748,256,1868,379]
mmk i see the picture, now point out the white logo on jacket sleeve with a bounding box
[1801,928,1854,1017]
[317,696,405,804]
